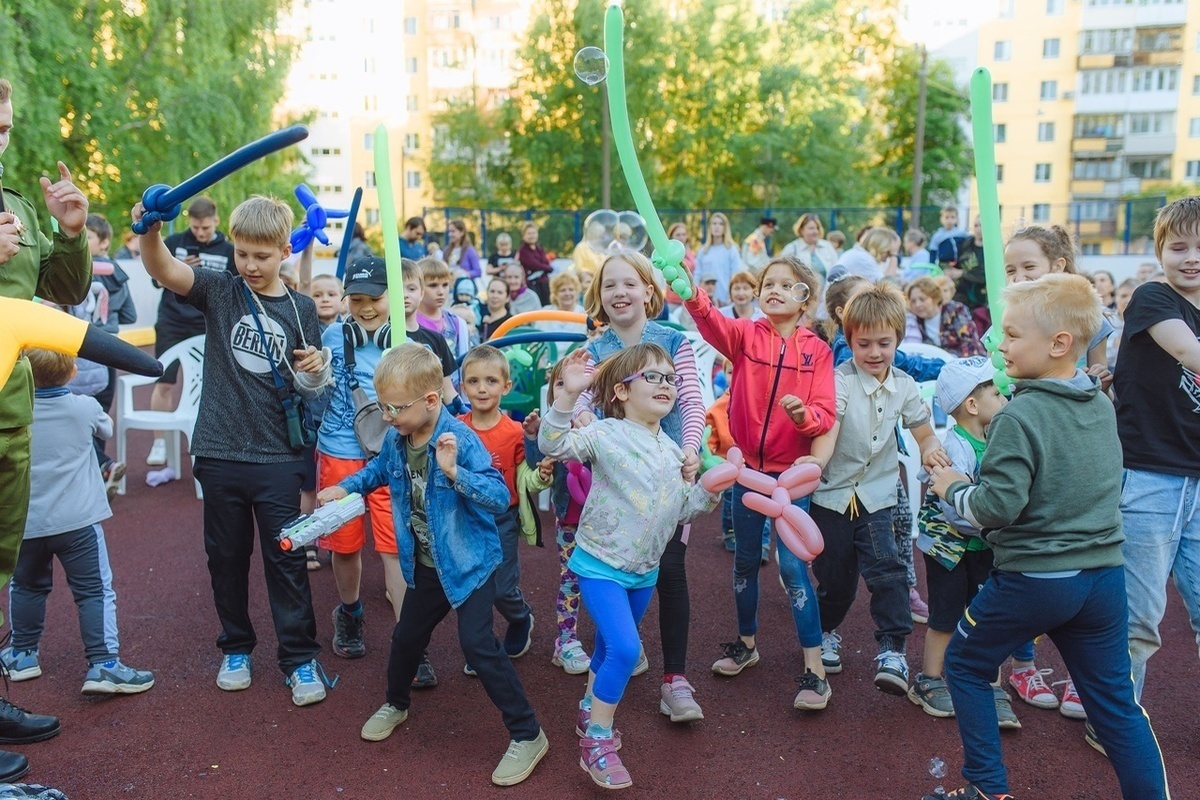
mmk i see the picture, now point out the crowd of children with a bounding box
[26,189,1197,799]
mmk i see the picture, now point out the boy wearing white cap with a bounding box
[909,357,1025,727]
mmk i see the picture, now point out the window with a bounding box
[1071,201,1116,221]
[406,95,419,112]
[363,133,373,150]
[404,17,417,34]
[1038,122,1055,142]
[1074,114,1124,138]
[1193,76,1200,95]
[365,171,376,188]
[1130,67,1178,93]
[405,171,421,189]
[1128,157,1171,179]
[998,0,1014,17]
[994,40,1012,61]
[365,209,380,225]
[1035,163,1052,182]
[1040,80,1058,100]
[1073,158,1117,179]
[1081,70,1127,95]
[1081,243,1102,256]
[994,123,1006,143]
[404,132,420,151]
[1129,113,1173,135]
[1080,28,1133,56]
[996,164,1004,182]
[993,83,1009,102]
[1043,38,1060,59]
[364,58,376,74]
[363,95,377,112]
[1192,119,1200,138]
[1187,160,1200,181]
[1046,0,1064,14]
[1032,203,1051,222]
[406,57,418,74]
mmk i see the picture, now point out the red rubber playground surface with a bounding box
[9,429,1199,799]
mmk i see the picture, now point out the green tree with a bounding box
[0,0,307,234]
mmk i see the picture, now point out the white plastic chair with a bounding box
[682,332,720,410]
[115,335,205,496]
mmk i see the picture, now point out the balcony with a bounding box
[1072,137,1124,154]
[1070,179,1108,194]
[1124,133,1176,155]
[1082,4,1187,29]
[1076,219,1119,238]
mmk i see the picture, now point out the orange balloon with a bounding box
[487,310,588,341]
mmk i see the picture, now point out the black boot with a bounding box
[0,749,29,782]
[0,696,60,744]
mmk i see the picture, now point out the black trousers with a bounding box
[386,563,541,742]
[657,526,689,675]
[193,457,320,675]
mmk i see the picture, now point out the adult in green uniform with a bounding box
[0,77,93,781]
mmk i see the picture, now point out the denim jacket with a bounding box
[339,408,509,608]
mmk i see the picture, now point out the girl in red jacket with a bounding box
[684,255,837,711]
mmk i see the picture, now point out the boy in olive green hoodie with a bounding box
[926,274,1169,800]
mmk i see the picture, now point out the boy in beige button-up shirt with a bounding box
[805,283,947,698]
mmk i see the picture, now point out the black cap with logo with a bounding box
[343,257,389,297]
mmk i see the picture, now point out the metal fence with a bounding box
[423,198,1169,258]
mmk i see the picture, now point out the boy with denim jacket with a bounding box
[318,343,547,787]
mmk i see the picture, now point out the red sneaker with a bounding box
[1057,679,1086,719]
[1007,667,1058,709]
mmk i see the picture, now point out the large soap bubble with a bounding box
[583,209,619,254]
[616,211,648,253]
[574,46,610,86]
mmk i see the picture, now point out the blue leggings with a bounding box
[579,576,654,705]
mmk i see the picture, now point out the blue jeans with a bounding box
[945,567,1168,798]
[723,489,769,548]
[732,482,822,648]
[1119,468,1200,700]
[493,506,532,626]
[580,577,654,705]
[811,503,912,652]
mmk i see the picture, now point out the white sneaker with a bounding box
[631,647,649,676]
[216,654,252,691]
[286,659,329,707]
[146,438,167,466]
[551,640,591,675]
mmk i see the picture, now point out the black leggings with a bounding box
[656,526,689,675]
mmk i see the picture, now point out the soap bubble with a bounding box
[583,209,619,254]
[790,282,811,304]
[616,211,648,252]
[574,47,609,86]
[928,756,947,779]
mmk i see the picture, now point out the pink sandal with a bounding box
[579,736,632,789]
[575,707,622,749]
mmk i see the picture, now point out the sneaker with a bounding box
[909,587,929,624]
[711,640,760,676]
[360,703,408,741]
[761,544,770,564]
[331,605,366,659]
[793,670,831,711]
[821,631,843,674]
[146,438,167,466]
[101,460,126,500]
[579,734,631,790]
[463,662,477,677]
[575,706,622,749]
[631,647,648,677]
[285,659,332,707]
[82,659,155,695]
[993,685,1021,730]
[552,640,591,675]
[660,676,704,722]
[908,672,954,718]
[922,785,1015,800]
[0,750,28,783]
[1056,679,1086,719]
[722,531,735,552]
[492,728,549,786]
[412,651,438,688]
[0,648,41,682]
[1008,666,1058,709]
[216,654,252,691]
[873,650,909,695]
[503,613,534,658]
[1084,720,1107,757]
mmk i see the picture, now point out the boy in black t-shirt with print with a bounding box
[133,195,334,707]
[1114,195,1200,705]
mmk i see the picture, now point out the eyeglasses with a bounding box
[622,370,683,388]
[376,394,432,417]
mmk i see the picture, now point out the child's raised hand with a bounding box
[537,456,555,483]
[573,410,596,428]
[130,202,161,236]
[435,432,459,481]
[316,486,347,506]
[558,349,594,396]
[293,345,325,374]
[779,394,807,426]
[522,409,541,438]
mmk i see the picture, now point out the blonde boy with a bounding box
[134,195,332,706]
[807,282,948,696]
[416,257,471,358]
[927,274,1168,800]
[319,344,548,785]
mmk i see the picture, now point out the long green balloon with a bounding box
[373,124,407,342]
[969,68,1006,325]
[603,4,689,296]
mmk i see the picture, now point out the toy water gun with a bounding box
[278,493,366,551]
